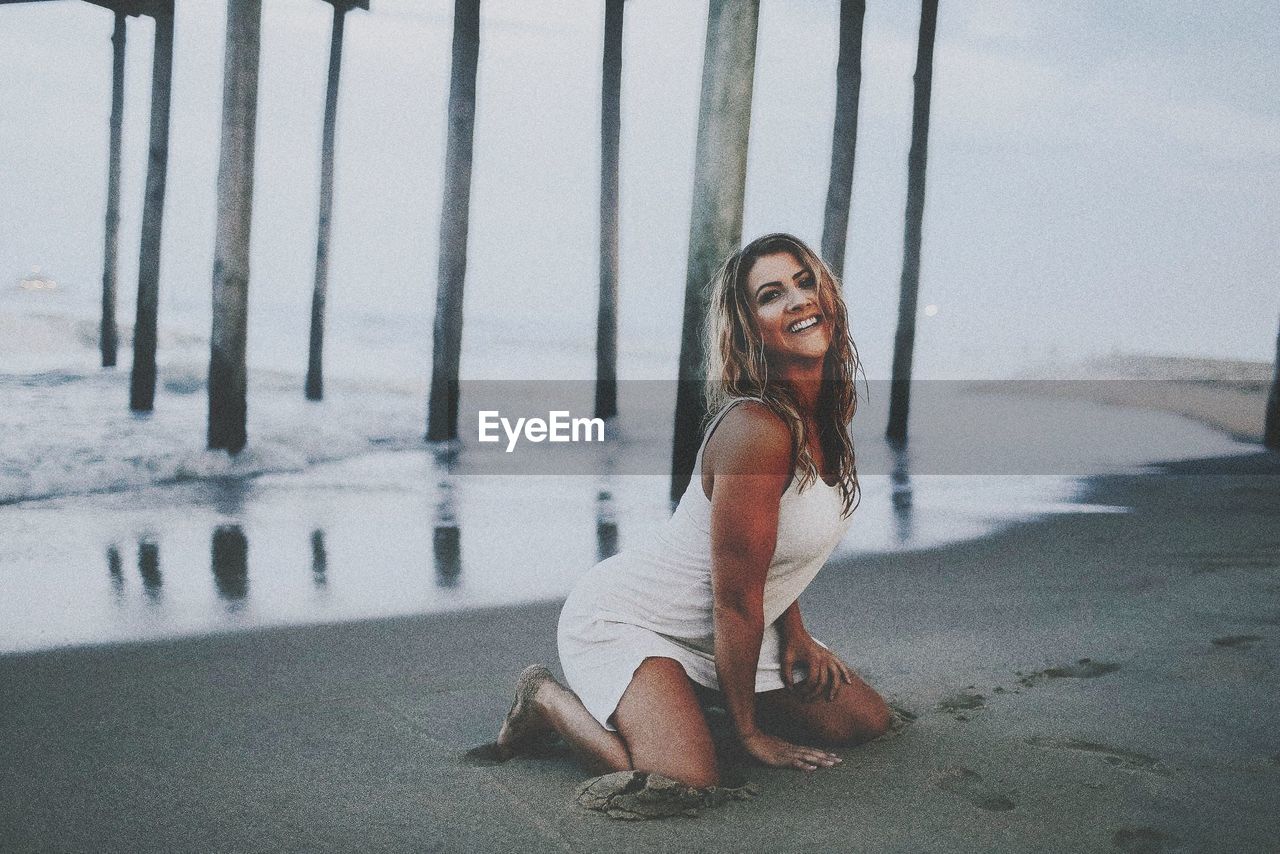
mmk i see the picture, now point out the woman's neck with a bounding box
[771,359,824,417]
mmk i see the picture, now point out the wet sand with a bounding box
[2,448,1278,852]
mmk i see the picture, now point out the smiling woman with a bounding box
[481,233,889,792]
[745,253,830,361]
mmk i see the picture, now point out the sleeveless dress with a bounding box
[557,398,855,730]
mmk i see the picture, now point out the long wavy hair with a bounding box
[704,233,862,516]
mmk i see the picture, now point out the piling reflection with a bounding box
[890,444,915,545]
[596,486,619,561]
[211,525,249,608]
[138,539,162,601]
[433,479,461,588]
[310,529,328,591]
[107,545,124,596]
[210,478,251,517]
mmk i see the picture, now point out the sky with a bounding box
[0,0,1277,380]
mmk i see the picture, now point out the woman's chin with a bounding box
[766,351,829,373]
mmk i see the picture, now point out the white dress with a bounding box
[557,398,855,730]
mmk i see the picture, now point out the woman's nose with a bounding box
[787,288,814,311]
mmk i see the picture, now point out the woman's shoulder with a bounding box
[704,399,792,475]
[714,398,785,433]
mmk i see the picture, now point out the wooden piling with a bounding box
[207,0,262,453]
[426,0,481,442]
[819,0,865,281]
[594,0,624,421]
[669,0,759,502]
[305,1,351,402]
[886,0,938,445]
[100,10,126,368]
[128,1,173,411]
[1266,316,1280,450]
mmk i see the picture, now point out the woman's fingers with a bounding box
[807,660,829,700]
[795,747,840,769]
[752,733,842,771]
[818,659,836,700]
[788,752,830,771]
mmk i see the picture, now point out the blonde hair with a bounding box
[704,233,862,516]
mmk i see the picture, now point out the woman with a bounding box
[494,233,891,788]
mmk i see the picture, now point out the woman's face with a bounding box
[744,251,831,367]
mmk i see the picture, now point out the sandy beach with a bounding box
[2,442,1277,852]
[991,353,1277,445]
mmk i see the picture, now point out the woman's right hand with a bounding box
[739,730,841,771]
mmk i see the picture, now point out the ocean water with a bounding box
[0,286,1257,654]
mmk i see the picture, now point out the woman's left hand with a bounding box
[780,633,854,702]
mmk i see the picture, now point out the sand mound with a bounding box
[574,770,758,820]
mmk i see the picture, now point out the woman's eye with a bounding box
[800,276,816,288]
[759,291,778,304]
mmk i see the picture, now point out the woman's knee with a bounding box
[641,756,719,789]
[832,693,892,745]
[800,689,892,746]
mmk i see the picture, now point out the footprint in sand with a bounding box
[1018,658,1120,687]
[871,703,918,741]
[889,703,918,725]
[932,767,1015,812]
[1027,736,1167,774]
[1182,548,1280,575]
[1112,825,1179,853]
[1211,634,1263,648]
[936,691,985,720]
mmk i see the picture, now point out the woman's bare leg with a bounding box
[612,657,719,788]
[755,669,891,746]
[496,665,630,774]
[495,659,719,788]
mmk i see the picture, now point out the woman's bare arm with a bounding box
[706,403,791,740]
[707,404,841,771]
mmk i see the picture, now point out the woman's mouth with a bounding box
[787,315,822,334]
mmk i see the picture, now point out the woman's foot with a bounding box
[495,664,557,759]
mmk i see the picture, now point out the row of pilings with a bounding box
[20,0,1280,488]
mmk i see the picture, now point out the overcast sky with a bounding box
[1,0,1277,379]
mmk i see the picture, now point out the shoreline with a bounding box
[2,448,1277,851]
[994,353,1275,444]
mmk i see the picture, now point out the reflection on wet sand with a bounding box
[310,529,328,591]
[211,525,248,608]
[210,478,250,517]
[138,539,162,601]
[433,479,461,588]
[107,545,123,596]
[99,492,475,621]
[84,457,922,625]
[890,445,915,545]
[596,487,619,561]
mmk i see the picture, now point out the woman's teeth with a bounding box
[788,317,819,333]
